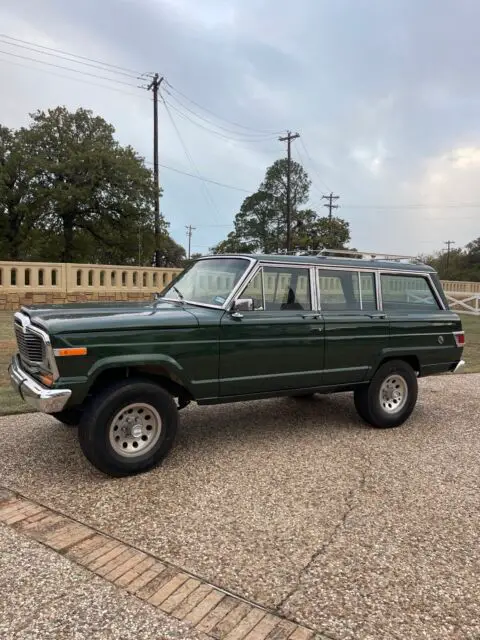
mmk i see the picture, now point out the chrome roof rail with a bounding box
[317,248,424,264]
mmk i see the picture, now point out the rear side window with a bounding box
[381,274,441,311]
[318,270,377,311]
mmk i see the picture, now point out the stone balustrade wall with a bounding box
[0,261,182,309]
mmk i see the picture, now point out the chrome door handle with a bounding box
[302,313,321,320]
[368,313,386,319]
[310,326,324,333]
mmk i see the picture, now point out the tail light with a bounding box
[453,331,465,347]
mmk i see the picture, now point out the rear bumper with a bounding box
[453,359,465,373]
[9,355,72,413]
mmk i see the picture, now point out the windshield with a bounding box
[161,257,251,306]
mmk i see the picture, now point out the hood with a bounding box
[22,300,199,335]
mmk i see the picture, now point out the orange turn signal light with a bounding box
[54,347,88,357]
[40,373,54,387]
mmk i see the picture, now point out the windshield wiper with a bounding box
[172,286,185,303]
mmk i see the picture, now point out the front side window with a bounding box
[240,266,312,311]
[318,269,377,311]
[381,274,440,311]
[162,258,250,306]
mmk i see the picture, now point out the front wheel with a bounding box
[78,379,178,477]
[354,360,418,428]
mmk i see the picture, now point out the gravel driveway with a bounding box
[1,374,479,640]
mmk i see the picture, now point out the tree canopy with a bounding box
[0,107,178,265]
[421,238,480,281]
[210,157,351,254]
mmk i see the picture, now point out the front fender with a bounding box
[88,354,194,392]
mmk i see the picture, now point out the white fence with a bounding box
[445,293,480,316]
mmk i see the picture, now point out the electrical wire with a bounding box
[153,161,253,194]
[0,37,141,80]
[0,48,143,88]
[162,97,279,145]
[299,138,333,193]
[0,33,143,77]
[294,145,326,201]
[163,88,281,140]
[164,79,284,135]
[161,97,223,222]
[0,56,147,98]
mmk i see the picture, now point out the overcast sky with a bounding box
[1,0,479,257]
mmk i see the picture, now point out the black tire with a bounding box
[78,379,178,477]
[354,360,418,428]
[51,408,83,427]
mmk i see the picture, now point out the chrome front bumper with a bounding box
[453,359,465,373]
[9,355,72,413]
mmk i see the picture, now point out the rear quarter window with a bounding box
[381,274,441,312]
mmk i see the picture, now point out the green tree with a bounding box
[0,107,185,265]
[211,157,350,254]
[28,106,163,263]
[0,126,39,260]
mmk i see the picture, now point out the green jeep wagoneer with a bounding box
[9,250,465,476]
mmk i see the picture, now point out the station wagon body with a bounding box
[9,252,465,476]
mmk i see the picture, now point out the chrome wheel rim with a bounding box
[379,374,408,414]
[108,403,162,458]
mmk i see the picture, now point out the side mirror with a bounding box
[233,298,254,312]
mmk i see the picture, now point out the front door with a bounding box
[219,265,325,396]
[318,268,389,385]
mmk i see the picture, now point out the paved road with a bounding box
[1,374,479,640]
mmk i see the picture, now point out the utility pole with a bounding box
[322,192,340,248]
[444,240,455,274]
[147,73,164,267]
[279,131,300,252]
[186,225,196,259]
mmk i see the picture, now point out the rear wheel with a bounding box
[78,379,178,477]
[354,360,418,428]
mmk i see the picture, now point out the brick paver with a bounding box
[0,488,318,640]
[159,577,202,614]
[195,595,238,634]
[172,583,214,619]
[223,608,266,640]
[126,562,166,595]
[185,589,226,626]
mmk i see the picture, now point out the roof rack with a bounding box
[317,248,424,264]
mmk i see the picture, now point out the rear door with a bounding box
[380,272,460,373]
[219,263,325,396]
[319,268,389,385]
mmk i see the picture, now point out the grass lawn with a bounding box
[0,310,479,417]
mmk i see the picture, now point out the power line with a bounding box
[0,56,147,98]
[0,33,143,77]
[0,37,141,79]
[161,97,222,222]
[162,95,279,144]
[299,138,333,193]
[155,162,252,193]
[163,88,280,140]
[0,48,143,88]
[164,80,284,135]
[294,145,325,200]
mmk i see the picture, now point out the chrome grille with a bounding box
[14,322,45,363]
